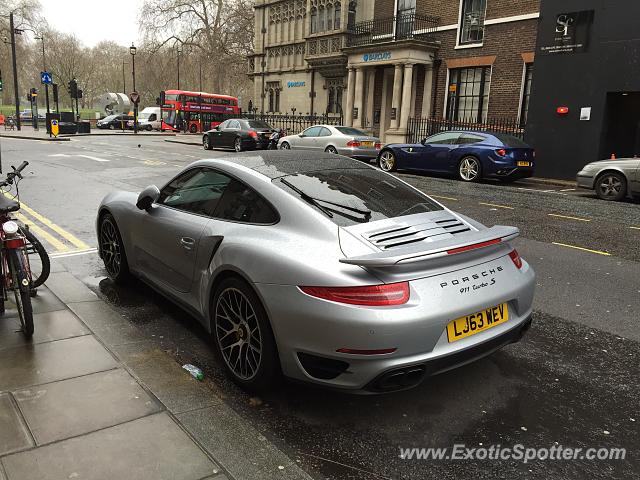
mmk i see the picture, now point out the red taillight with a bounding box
[299,282,410,306]
[446,238,501,255]
[248,130,258,138]
[336,347,397,355]
[375,142,383,150]
[509,249,523,269]
[4,237,25,249]
[495,149,507,157]
[346,140,361,148]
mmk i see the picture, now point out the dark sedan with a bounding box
[96,114,134,130]
[203,119,274,152]
[377,131,535,182]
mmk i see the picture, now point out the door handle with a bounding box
[180,237,196,250]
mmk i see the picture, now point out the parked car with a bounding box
[97,114,133,130]
[202,119,274,152]
[576,158,639,201]
[96,151,535,392]
[127,107,161,131]
[378,131,535,182]
[18,110,46,122]
[279,125,382,160]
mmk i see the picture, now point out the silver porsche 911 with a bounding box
[97,151,535,393]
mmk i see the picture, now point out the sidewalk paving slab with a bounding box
[0,393,33,456]
[0,310,90,351]
[43,271,99,304]
[0,335,118,392]
[0,412,219,480]
[1,287,66,318]
[113,341,222,415]
[13,368,163,445]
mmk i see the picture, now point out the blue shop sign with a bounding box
[363,52,392,62]
[287,81,306,88]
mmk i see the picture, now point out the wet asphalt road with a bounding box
[0,135,638,479]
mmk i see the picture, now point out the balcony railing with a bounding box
[347,13,440,47]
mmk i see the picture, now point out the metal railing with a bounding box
[347,13,440,47]
[218,111,344,135]
[407,116,524,144]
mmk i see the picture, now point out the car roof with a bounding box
[194,150,369,179]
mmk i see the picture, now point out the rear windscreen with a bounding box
[274,168,443,226]
[492,133,530,148]
[246,120,272,129]
[335,127,367,136]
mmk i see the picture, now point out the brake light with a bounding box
[495,149,507,157]
[508,249,523,269]
[4,237,25,249]
[375,142,383,150]
[346,140,361,148]
[336,347,397,355]
[446,238,501,255]
[248,130,258,139]
[299,282,410,306]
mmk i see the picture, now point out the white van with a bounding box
[128,107,161,131]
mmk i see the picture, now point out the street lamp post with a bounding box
[130,43,137,134]
[177,47,182,90]
[34,34,51,136]
[8,13,20,130]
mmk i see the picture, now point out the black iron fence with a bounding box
[406,117,524,144]
[223,111,343,135]
[347,13,440,47]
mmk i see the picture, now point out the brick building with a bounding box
[249,0,540,143]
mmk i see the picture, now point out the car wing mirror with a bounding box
[136,185,160,211]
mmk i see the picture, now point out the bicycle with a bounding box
[0,161,51,337]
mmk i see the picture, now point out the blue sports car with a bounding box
[377,131,535,182]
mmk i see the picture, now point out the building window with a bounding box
[318,5,325,31]
[326,79,344,114]
[267,82,281,113]
[459,0,486,45]
[520,63,533,126]
[446,66,491,122]
[334,2,341,29]
[310,7,318,33]
[348,1,357,28]
[397,0,416,16]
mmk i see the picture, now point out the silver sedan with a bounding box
[279,125,382,160]
[97,151,535,393]
[577,158,640,201]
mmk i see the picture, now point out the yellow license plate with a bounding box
[517,161,531,167]
[361,141,374,148]
[446,303,509,342]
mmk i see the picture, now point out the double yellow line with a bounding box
[3,192,90,253]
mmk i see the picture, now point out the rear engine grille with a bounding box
[364,216,471,250]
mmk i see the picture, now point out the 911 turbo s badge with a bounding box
[439,266,504,289]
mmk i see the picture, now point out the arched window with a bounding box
[275,89,280,113]
[327,4,333,30]
[334,2,342,29]
[327,88,335,113]
[318,5,325,31]
[268,89,275,113]
[348,1,357,28]
[310,7,318,34]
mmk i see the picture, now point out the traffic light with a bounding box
[67,79,78,98]
[52,83,59,103]
[77,89,83,99]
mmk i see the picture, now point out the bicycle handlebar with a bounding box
[0,161,29,187]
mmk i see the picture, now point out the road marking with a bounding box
[14,212,70,253]
[3,193,91,250]
[631,226,640,230]
[479,202,515,210]
[50,247,98,258]
[560,188,576,192]
[429,194,458,201]
[552,242,611,256]
[143,160,167,166]
[548,213,591,222]
[49,153,110,162]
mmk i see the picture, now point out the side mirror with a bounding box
[136,185,160,210]
[420,138,428,145]
[298,133,305,138]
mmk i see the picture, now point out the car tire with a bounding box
[189,124,198,134]
[203,135,212,150]
[109,124,114,130]
[325,145,338,154]
[458,156,482,182]
[212,276,280,391]
[378,150,397,172]
[595,171,627,201]
[145,125,153,131]
[99,213,131,284]
[280,141,290,150]
[234,137,243,152]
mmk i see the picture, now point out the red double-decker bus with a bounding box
[160,89,240,133]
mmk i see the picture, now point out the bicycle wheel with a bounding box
[20,226,50,288]
[9,250,33,338]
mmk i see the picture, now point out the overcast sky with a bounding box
[41,0,144,47]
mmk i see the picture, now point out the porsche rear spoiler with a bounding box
[339,225,519,267]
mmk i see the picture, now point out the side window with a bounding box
[426,132,461,145]
[158,168,233,216]
[319,127,332,136]
[218,120,229,129]
[214,180,278,224]
[228,120,241,129]
[302,126,322,137]
[148,114,157,121]
[457,133,486,144]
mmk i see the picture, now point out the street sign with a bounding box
[129,91,140,105]
[51,119,59,137]
[41,71,53,85]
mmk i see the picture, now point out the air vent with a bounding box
[364,216,470,250]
